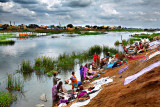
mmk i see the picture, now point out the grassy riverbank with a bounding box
[114,33,160,46]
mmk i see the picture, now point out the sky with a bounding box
[0,0,160,28]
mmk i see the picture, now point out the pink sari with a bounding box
[84,66,88,78]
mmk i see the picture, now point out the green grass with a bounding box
[88,45,102,55]
[6,74,24,91]
[0,40,15,45]
[132,33,160,40]
[34,56,55,74]
[114,40,120,46]
[129,38,141,44]
[80,31,107,35]
[122,40,129,46]
[18,61,34,74]
[103,46,119,56]
[0,91,17,107]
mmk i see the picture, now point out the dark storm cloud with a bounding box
[0,0,9,2]
[0,0,160,28]
[63,0,92,7]
[12,0,38,4]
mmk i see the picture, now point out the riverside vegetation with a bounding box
[17,45,119,77]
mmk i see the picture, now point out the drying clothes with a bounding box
[68,94,76,102]
[87,90,99,95]
[128,55,145,61]
[58,99,68,105]
[118,65,129,73]
[124,61,160,85]
[77,91,87,98]
[106,62,115,69]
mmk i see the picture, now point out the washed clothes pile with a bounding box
[70,77,113,107]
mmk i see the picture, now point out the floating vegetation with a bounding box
[129,38,141,44]
[0,40,15,45]
[6,74,24,91]
[34,56,55,74]
[88,45,102,55]
[132,33,160,41]
[18,45,119,77]
[122,40,129,46]
[18,61,34,74]
[80,31,107,35]
[0,91,17,107]
[114,40,120,46]
[103,46,119,54]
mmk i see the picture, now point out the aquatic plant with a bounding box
[0,91,17,107]
[0,40,15,45]
[129,38,141,44]
[34,56,55,74]
[6,74,24,91]
[80,31,107,35]
[114,40,120,46]
[122,40,129,46]
[103,46,119,54]
[88,45,102,55]
[19,61,34,73]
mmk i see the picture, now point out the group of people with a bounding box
[124,39,150,55]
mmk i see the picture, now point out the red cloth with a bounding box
[129,55,145,61]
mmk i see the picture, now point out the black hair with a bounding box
[53,73,56,76]
[72,72,75,75]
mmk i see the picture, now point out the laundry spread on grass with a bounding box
[124,61,160,85]
[118,65,129,73]
[70,77,113,107]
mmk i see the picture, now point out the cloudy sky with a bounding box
[0,0,160,28]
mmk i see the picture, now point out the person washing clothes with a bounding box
[52,81,63,101]
[80,65,84,83]
[70,72,78,92]
[53,73,60,85]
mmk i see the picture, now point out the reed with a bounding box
[122,39,129,46]
[19,61,34,73]
[6,74,24,91]
[114,40,120,46]
[103,46,119,54]
[34,56,55,74]
[88,45,102,55]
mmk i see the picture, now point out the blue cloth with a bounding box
[106,62,115,69]
[77,81,82,86]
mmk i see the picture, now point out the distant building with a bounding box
[18,24,27,30]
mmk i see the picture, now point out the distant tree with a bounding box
[118,26,121,29]
[85,25,90,28]
[27,24,39,28]
[93,25,97,29]
[50,25,55,28]
[2,24,9,30]
[67,24,73,28]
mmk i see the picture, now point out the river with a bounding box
[0,31,152,107]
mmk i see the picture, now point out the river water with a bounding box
[0,31,152,107]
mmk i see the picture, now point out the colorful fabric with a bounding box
[71,75,77,83]
[84,66,88,78]
[52,85,57,101]
[124,61,160,85]
[80,67,84,80]
[118,65,129,73]
[77,91,87,98]
[129,55,145,61]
